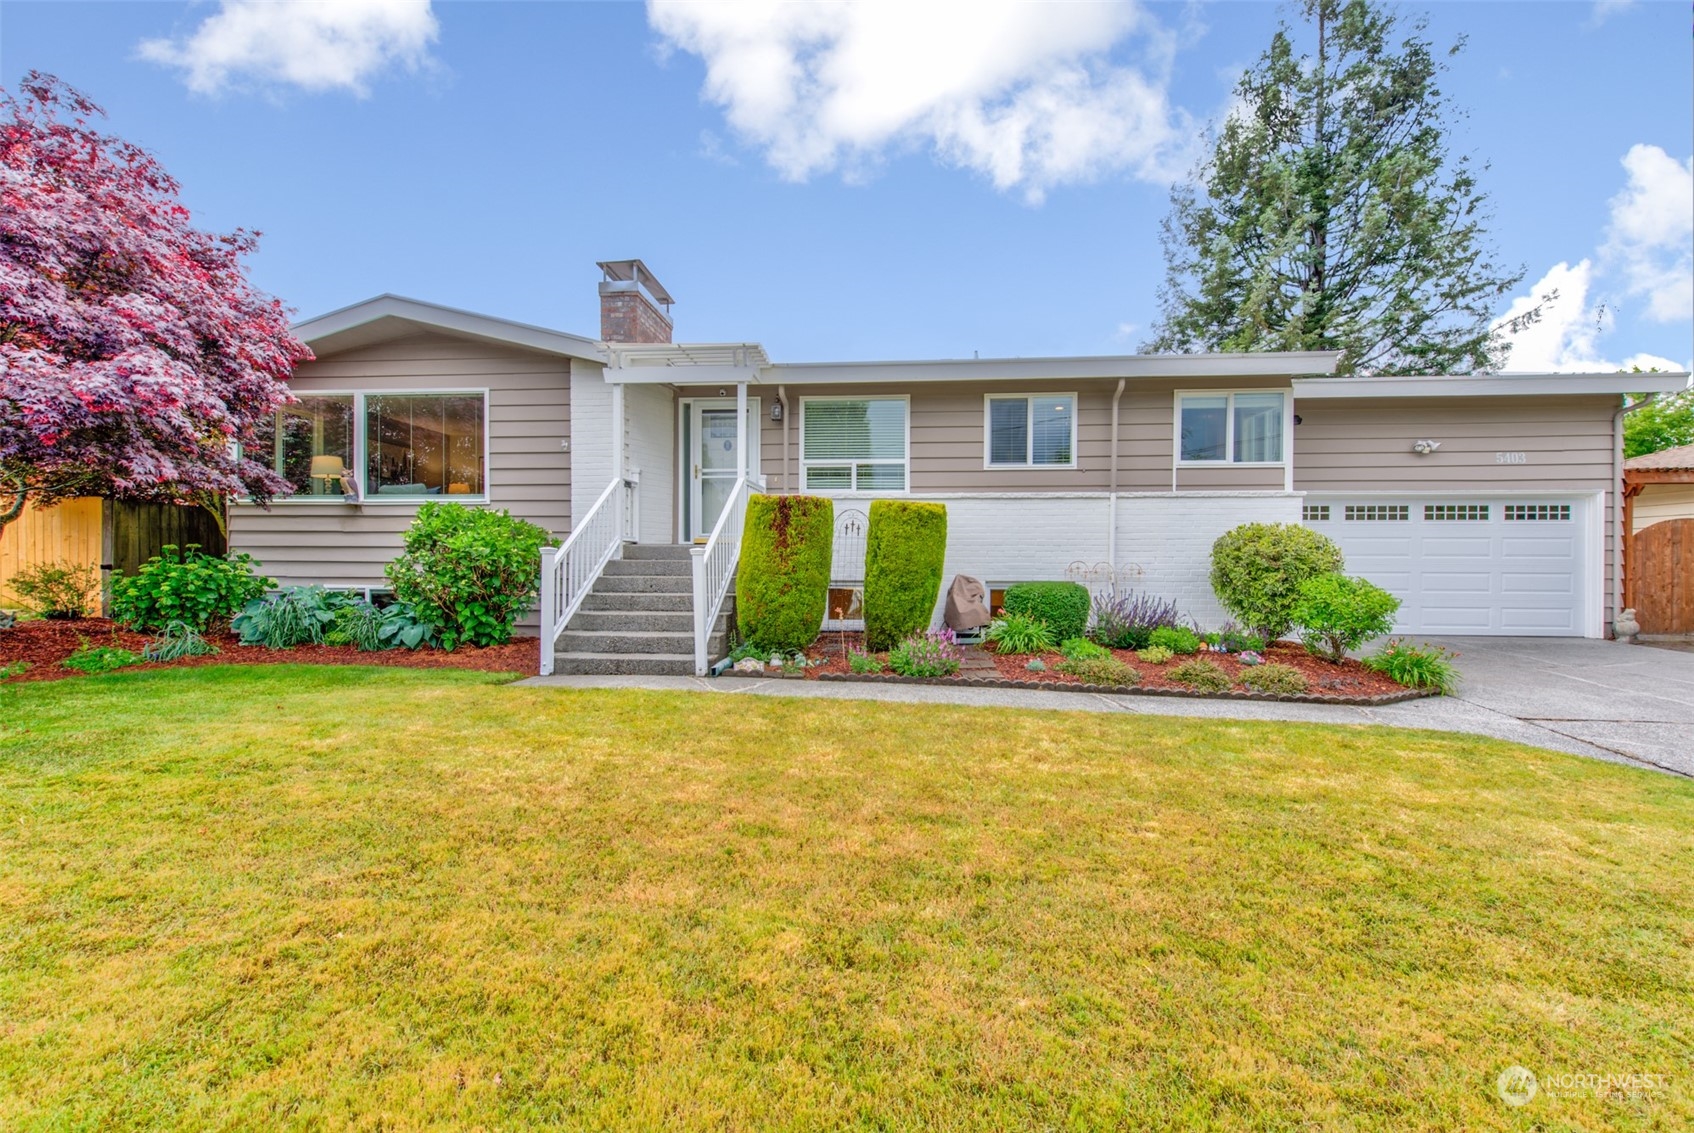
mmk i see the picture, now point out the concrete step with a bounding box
[551,652,699,676]
[603,557,691,577]
[567,609,694,633]
[580,591,692,613]
[558,629,695,655]
[592,573,692,594]
[622,543,696,561]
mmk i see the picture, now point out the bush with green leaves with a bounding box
[1210,523,1344,643]
[1002,582,1089,644]
[1238,663,1309,696]
[863,500,948,650]
[1059,637,1110,661]
[1293,573,1401,663]
[62,643,144,675]
[1364,639,1459,695]
[143,621,220,662]
[7,560,98,618]
[1147,625,1201,655]
[982,612,1055,655]
[110,545,272,632]
[736,494,833,652]
[325,599,440,651]
[847,649,886,674]
[1168,658,1232,693]
[1218,625,1267,653]
[232,586,349,649]
[385,503,555,650]
[888,628,963,678]
[1136,645,1174,665]
[1056,656,1139,687]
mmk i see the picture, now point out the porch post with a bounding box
[736,382,748,482]
[611,381,625,482]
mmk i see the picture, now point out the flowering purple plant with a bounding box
[889,627,963,678]
[1238,650,1264,666]
[1091,590,1183,649]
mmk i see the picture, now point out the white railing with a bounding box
[539,477,630,675]
[691,476,752,676]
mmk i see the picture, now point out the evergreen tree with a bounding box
[1146,0,1537,374]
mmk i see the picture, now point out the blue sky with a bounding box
[1,1,1690,371]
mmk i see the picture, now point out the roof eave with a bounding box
[1291,372,1693,400]
[293,295,608,364]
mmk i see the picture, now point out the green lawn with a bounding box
[1,666,1690,1130]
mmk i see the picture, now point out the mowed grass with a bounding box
[1,667,1690,1130]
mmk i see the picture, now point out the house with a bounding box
[227,260,1693,674]
[1623,443,1694,635]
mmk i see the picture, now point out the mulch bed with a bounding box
[733,630,1429,704]
[0,618,537,685]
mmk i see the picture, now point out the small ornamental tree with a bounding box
[1292,572,1400,662]
[0,73,310,538]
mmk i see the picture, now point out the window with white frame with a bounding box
[1178,391,1286,464]
[801,398,908,492]
[249,391,488,500]
[986,394,1076,467]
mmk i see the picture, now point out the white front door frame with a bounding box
[676,395,761,541]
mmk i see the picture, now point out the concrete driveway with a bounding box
[1403,637,1694,777]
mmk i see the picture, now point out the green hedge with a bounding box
[862,500,948,650]
[1002,581,1090,643]
[736,494,833,652]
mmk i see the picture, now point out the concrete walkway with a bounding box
[518,637,1694,778]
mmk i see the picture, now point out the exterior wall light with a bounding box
[770,401,783,421]
[1412,439,1442,455]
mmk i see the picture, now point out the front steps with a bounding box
[550,544,731,676]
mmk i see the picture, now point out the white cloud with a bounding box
[139,0,438,96]
[647,0,1191,203]
[1495,260,1685,373]
[1589,0,1638,27]
[1602,144,1694,323]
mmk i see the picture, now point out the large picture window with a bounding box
[1178,391,1286,464]
[986,394,1075,467]
[251,395,355,497]
[801,398,908,492]
[251,391,488,501]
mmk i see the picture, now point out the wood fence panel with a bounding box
[107,502,227,578]
[1629,519,1694,635]
[0,497,104,606]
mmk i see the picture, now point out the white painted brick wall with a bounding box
[569,363,613,527]
[1114,493,1301,629]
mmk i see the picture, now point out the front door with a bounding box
[688,403,747,540]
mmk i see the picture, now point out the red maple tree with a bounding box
[1,72,310,536]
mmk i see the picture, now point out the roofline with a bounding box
[292,294,608,364]
[1291,371,1693,400]
[751,351,1342,386]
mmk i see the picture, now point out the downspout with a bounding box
[778,385,789,491]
[1107,379,1125,571]
[1612,393,1657,635]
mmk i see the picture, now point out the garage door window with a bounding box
[1505,504,1571,521]
[1425,504,1489,521]
[1344,504,1409,521]
[1303,503,1330,522]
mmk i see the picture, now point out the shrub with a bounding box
[110,545,272,632]
[62,644,144,675]
[983,612,1056,655]
[7,560,98,618]
[1002,582,1089,644]
[1059,637,1110,661]
[736,494,833,652]
[1089,590,1182,649]
[1148,625,1201,655]
[847,649,886,674]
[1056,656,1139,687]
[326,599,440,651]
[1293,573,1401,663]
[144,620,220,662]
[1364,639,1459,695]
[1168,658,1231,693]
[1218,624,1267,653]
[863,500,948,650]
[1238,663,1309,696]
[888,628,962,678]
[1136,645,1174,664]
[1210,523,1344,642]
[386,503,555,650]
[233,585,350,649]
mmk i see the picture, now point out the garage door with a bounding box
[1301,497,1590,636]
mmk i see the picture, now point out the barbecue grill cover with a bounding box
[944,574,991,631]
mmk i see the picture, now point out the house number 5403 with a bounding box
[1495,451,1528,464]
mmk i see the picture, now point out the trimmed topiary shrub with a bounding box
[1002,581,1089,643]
[863,500,947,650]
[386,502,555,650]
[1210,522,1344,643]
[736,493,833,652]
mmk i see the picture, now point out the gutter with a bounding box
[1107,379,1125,570]
[1613,394,1658,633]
[777,385,789,491]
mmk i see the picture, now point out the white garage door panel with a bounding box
[1304,496,1588,637]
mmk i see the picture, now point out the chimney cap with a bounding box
[596,259,674,307]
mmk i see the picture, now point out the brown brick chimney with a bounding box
[597,259,674,343]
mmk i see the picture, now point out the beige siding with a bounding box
[1633,483,1694,533]
[230,331,571,591]
[683,376,1293,495]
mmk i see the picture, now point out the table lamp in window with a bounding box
[309,455,350,498]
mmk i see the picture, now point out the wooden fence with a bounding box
[1,498,227,613]
[1628,518,1693,635]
